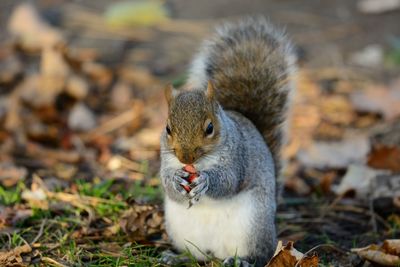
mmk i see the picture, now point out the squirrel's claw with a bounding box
[175,169,190,178]
[173,174,189,196]
[188,173,209,200]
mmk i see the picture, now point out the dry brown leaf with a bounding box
[110,82,133,110]
[357,250,400,266]
[284,176,311,195]
[0,208,33,228]
[319,172,337,193]
[25,142,81,164]
[65,75,89,100]
[8,3,64,50]
[0,162,27,187]
[19,72,66,108]
[0,244,32,266]
[350,84,400,121]
[313,121,344,141]
[297,134,370,169]
[39,47,70,104]
[266,241,318,267]
[383,240,400,255]
[333,164,387,199]
[134,128,162,149]
[267,243,297,267]
[352,240,400,266]
[68,103,97,132]
[5,88,23,132]
[319,95,354,125]
[120,203,164,241]
[81,62,113,88]
[367,145,400,172]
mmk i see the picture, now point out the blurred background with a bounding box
[0,0,400,266]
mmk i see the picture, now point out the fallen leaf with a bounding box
[368,145,400,172]
[82,61,113,88]
[297,134,370,169]
[65,75,89,100]
[313,121,344,141]
[8,3,64,50]
[284,176,311,196]
[357,0,400,14]
[332,164,387,199]
[349,44,384,67]
[0,162,27,187]
[356,249,400,266]
[319,95,354,125]
[383,240,400,255]
[267,241,318,267]
[110,82,133,110]
[119,203,164,241]
[68,102,97,132]
[0,208,33,227]
[134,128,161,149]
[19,73,65,108]
[350,85,400,120]
[0,244,32,266]
[39,47,70,104]
[21,180,48,209]
[352,239,400,266]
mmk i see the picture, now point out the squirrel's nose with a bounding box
[181,153,196,164]
[176,148,200,164]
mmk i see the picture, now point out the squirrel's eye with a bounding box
[205,122,214,136]
[166,125,171,135]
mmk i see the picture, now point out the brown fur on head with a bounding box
[164,81,220,164]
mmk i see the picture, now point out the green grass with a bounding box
[0,181,25,205]
[125,181,163,202]
[76,179,115,198]
[0,177,177,266]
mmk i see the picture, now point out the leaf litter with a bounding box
[0,1,399,267]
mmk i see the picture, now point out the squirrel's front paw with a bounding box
[189,172,209,205]
[172,169,191,196]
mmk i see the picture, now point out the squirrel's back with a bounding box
[188,18,296,176]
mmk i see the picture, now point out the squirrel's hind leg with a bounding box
[222,257,253,267]
[159,249,191,266]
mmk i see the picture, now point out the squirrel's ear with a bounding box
[206,80,215,100]
[164,84,176,105]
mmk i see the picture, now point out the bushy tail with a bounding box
[188,18,296,176]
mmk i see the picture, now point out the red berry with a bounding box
[188,173,197,183]
[182,184,191,192]
[183,164,196,174]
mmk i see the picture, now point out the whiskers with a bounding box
[159,148,176,154]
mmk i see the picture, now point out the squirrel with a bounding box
[159,17,296,267]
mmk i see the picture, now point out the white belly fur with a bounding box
[165,190,255,260]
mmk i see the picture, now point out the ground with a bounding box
[0,0,400,266]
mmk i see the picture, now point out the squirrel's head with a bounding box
[163,81,220,164]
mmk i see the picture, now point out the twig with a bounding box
[0,232,12,250]
[330,205,391,230]
[31,219,46,244]
[83,103,143,141]
[326,213,367,225]
[318,192,346,220]
[41,257,69,267]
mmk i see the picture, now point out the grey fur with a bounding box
[160,18,295,267]
[189,17,296,177]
